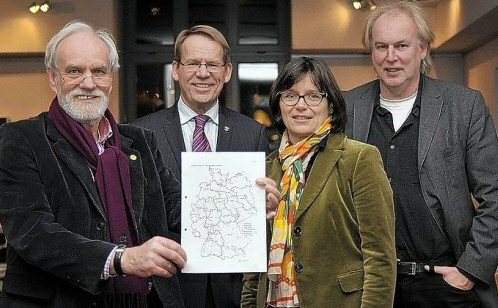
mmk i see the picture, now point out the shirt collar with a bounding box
[178,97,219,125]
[97,116,113,144]
[375,75,423,117]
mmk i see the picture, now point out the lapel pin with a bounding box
[224,126,230,132]
[130,154,137,161]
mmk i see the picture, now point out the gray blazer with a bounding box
[343,75,498,307]
[133,104,269,308]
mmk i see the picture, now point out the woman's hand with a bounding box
[256,177,281,220]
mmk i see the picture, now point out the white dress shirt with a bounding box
[178,97,219,152]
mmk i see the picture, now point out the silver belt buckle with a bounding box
[408,262,417,275]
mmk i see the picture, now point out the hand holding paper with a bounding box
[256,177,281,220]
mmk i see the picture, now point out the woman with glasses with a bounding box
[241,57,396,308]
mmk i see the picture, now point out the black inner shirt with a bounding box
[367,81,452,262]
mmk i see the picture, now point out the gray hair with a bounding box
[45,20,120,73]
[362,0,435,74]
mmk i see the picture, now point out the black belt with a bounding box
[397,255,455,276]
[397,260,426,275]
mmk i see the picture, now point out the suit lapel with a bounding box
[47,120,106,219]
[295,134,346,221]
[418,76,443,170]
[162,107,186,170]
[216,106,233,151]
[119,133,146,230]
[353,82,378,142]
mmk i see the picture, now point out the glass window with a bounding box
[238,63,280,151]
[189,0,226,34]
[136,0,174,45]
[238,0,278,45]
[136,63,175,118]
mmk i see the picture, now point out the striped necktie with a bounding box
[192,115,212,152]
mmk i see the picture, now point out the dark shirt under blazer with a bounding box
[133,104,269,308]
[368,82,451,262]
[0,113,184,307]
[344,75,498,308]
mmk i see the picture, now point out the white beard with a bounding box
[57,87,109,125]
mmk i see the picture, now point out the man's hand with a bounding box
[424,265,474,291]
[118,236,187,278]
[256,177,281,220]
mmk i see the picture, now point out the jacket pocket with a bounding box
[337,269,364,293]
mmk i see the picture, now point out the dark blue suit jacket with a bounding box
[133,104,269,308]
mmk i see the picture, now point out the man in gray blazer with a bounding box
[133,25,269,308]
[343,1,498,307]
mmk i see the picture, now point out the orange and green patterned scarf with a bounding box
[267,116,332,307]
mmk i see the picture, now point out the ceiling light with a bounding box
[151,7,160,16]
[29,2,40,13]
[353,0,376,11]
[352,0,365,10]
[40,1,50,13]
[370,0,377,10]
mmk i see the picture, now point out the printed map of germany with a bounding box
[189,167,257,260]
[181,152,266,273]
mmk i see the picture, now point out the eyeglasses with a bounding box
[57,70,113,87]
[178,61,226,73]
[278,91,327,107]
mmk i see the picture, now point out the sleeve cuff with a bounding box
[100,246,118,280]
[457,266,478,284]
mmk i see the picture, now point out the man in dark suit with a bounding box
[134,25,269,308]
[0,20,189,307]
[343,1,498,307]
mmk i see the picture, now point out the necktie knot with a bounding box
[195,115,209,128]
[192,114,211,152]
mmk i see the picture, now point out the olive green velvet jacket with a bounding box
[241,133,396,308]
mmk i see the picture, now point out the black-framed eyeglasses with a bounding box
[278,91,327,107]
[178,61,226,73]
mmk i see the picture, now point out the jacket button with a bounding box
[294,262,304,273]
[293,226,302,237]
[96,222,104,231]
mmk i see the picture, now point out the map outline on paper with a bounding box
[189,166,257,260]
[181,151,266,273]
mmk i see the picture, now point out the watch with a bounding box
[113,244,127,276]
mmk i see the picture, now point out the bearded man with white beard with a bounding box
[0,20,191,308]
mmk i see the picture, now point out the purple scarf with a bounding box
[49,98,148,305]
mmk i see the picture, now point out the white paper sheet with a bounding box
[180,152,267,273]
